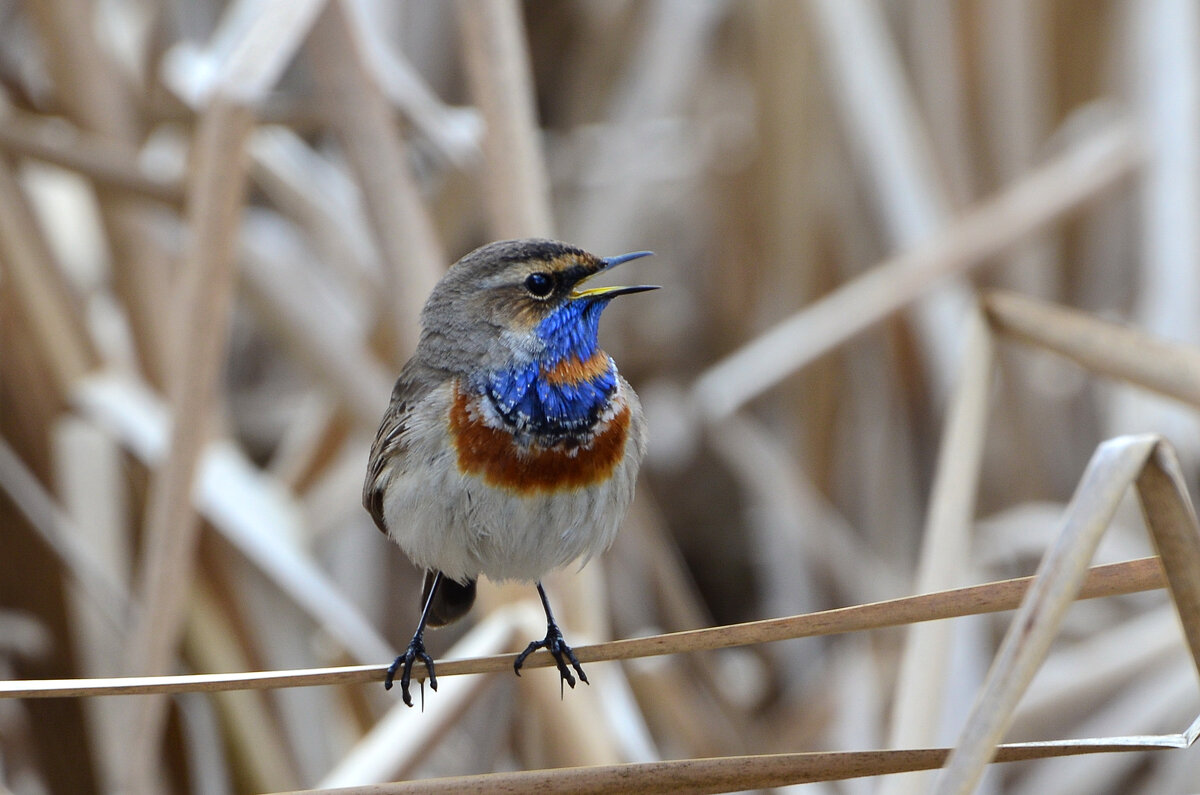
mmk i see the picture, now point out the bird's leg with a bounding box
[386,571,442,707]
[513,581,589,693]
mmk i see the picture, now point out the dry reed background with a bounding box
[3,1,1200,793]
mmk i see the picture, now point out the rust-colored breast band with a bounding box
[450,387,630,494]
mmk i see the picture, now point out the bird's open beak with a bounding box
[571,250,659,299]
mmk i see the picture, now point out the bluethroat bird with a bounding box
[363,238,656,706]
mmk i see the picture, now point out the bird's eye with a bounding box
[524,272,555,298]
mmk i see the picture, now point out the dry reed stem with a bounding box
[1097,1,1200,468]
[1130,0,1200,372]
[1013,606,1184,725]
[24,0,173,385]
[23,0,137,142]
[0,155,95,397]
[342,14,480,168]
[934,435,1200,794]
[1135,446,1200,672]
[52,419,129,795]
[309,1,444,359]
[316,605,527,788]
[518,615,629,768]
[71,372,396,664]
[625,655,741,759]
[808,0,949,244]
[977,0,1058,300]
[1016,668,1200,795]
[887,309,993,759]
[264,392,340,489]
[0,111,184,206]
[563,0,726,251]
[185,0,327,106]
[615,497,739,705]
[274,726,1200,795]
[691,118,1140,420]
[456,0,554,238]
[240,241,393,425]
[0,437,128,627]
[907,0,975,207]
[185,580,299,792]
[808,0,966,395]
[247,125,376,291]
[0,556,1163,700]
[712,412,906,607]
[121,95,257,791]
[984,289,1200,407]
[625,496,721,636]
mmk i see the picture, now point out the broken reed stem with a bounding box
[934,434,1162,795]
[0,557,1163,700]
[936,434,1200,795]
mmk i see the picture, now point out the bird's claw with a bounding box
[514,621,589,694]
[385,634,437,707]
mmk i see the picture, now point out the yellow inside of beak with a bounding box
[570,283,632,299]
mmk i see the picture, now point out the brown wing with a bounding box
[362,361,439,534]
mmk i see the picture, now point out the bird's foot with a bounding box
[513,620,589,694]
[385,633,437,707]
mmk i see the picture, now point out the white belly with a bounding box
[378,382,644,583]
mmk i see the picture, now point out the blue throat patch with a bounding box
[484,299,618,435]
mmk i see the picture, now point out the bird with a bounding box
[363,238,656,707]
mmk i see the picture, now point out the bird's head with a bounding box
[419,239,656,373]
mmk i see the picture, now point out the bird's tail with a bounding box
[423,570,476,627]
